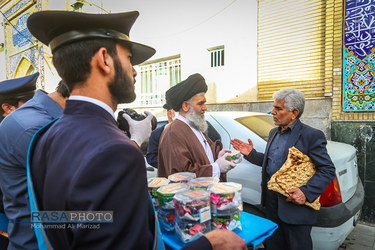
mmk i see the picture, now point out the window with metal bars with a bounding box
[208,45,224,67]
[139,55,181,106]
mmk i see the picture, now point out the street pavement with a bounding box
[243,204,375,250]
[338,222,375,250]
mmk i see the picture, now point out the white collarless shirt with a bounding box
[177,115,220,178]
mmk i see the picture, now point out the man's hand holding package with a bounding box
[123,111,153,147]
[286,188,306,205]
[215,153,236,173]
[218,148,231,158]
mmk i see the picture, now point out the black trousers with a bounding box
[264,189,312,250]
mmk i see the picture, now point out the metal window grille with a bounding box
[139,57,181,106]
[210,48,225,67]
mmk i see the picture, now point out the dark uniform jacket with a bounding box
[31,100,155,249]
[30,100,212,250]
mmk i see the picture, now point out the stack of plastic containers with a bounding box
[173,190,211,243]
[147,177,170,210]
[208,182,243,231]
[157,183,189,231]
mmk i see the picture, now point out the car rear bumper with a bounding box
[315,177,364,227]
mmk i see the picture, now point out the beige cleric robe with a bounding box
[157,119,226,181]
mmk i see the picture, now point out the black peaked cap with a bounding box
[166,73,207,111]
[27,11,155,65]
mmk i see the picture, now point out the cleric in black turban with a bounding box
[165,73,208,111]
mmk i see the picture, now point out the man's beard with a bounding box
[186,108,208,132]
[108,56,136,104]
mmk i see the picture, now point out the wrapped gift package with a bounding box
[157,208,176,232]
[226,150,243,164]
[189,177,219,190]
[148,177,170,209]
[174,190,211,221]
[211,208,242,231]
[174,216,211,243]
[168,172,196,184]
[173,190,211,243]
[208,182,243,216]
[157,183,189,231]
[157,183,189,210]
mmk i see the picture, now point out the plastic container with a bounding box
[175,216,211,243]
[157,183,189,210]
[190,177,219,190]
[211,209,242,231]
[157,208,176,231]
[226,150,242,164]
[168,172,196,183]
[147,177,170,208]
[208,182,243,214]
[174,190,211,221]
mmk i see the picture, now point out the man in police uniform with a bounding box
[0,72,38,248]
[0,80,69,250]
[0,73,38,123]
[27,10,246,250]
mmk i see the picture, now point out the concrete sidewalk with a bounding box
[338,222,375,250]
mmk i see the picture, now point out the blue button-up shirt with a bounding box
[0,90,63,249]
[266,121,297,177]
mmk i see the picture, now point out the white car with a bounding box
[145,111,364,250]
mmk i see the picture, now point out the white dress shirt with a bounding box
[177,115,220,178]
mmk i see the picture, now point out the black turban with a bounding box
[166,73,207,111]
[162,103,172,111]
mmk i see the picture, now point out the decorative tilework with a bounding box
[4,3,39,78]
[12,12,32,48]
[9,46,39,77]
[4,0,33,18]
[343,0,375,111]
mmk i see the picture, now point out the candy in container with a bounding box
[147,177,170,208]
[208,182,243,214]
[211,209,242,231]
[157,208,176,231]
[157,183,189,210]
[174,190,211,221]
[189,177,219,190]
[226,150,242,164]
[168,172,196,183]
[175,216,211,243]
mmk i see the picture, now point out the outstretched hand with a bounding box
[230,138,253,156]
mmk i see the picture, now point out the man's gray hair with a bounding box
[273,88,305,118]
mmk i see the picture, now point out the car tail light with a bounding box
[320,176,342,207]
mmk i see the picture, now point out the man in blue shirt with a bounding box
[0,81,69,249]
[231,89,335,250]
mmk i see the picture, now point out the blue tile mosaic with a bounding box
[343,0,375,111]
[4,0,32,19]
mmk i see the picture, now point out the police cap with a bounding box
[0,72,38,100]
[27,11,155,65]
